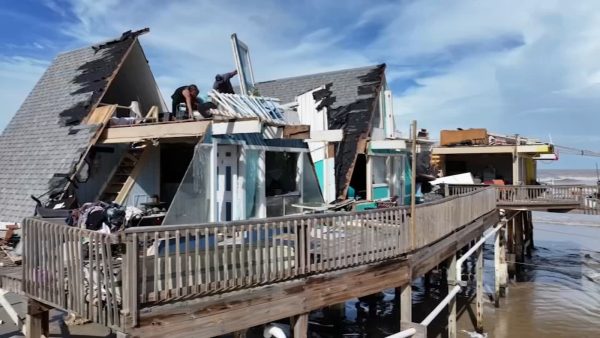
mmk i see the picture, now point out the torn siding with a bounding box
[255,64,386,198]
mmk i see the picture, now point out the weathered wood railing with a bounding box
[22,219,122,329]
[448,184,598,209]
[21,188,496,331]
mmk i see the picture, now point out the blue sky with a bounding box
[1,0,599,169]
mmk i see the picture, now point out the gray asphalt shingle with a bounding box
[0,34,137,222]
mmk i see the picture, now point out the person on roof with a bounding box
[170,84,199,120]
[213,70,238,94]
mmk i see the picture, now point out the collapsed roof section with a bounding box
[0,29,149,221]
[255,64,386,198]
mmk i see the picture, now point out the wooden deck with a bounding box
[7,185,600,336]
[15,188,497,335]
[449,184,598,211]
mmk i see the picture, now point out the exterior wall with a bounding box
[123,145,160,207]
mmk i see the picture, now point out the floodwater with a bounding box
[246,212,600,338]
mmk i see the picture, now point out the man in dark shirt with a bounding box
[170,84,199,120]
[213,70,238,94]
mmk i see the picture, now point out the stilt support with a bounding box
[400,283,412,326]
[26,299,50,338]
[494,229,501,307]
[291,313,309,338]
[447,255,457,338]
[476,244,484,333]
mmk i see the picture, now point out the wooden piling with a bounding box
[499,226,508,297]
[514,212,524,269]
[400,283,412,326]
[25,299,50,338]
[447,255,457,338]
[525,211,534,257]
[476,244,484,333]
[494,230,501,308]
[292,313,309,338]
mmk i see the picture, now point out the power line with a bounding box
[555,145,600,158]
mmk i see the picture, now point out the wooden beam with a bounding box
[133,259,410,338]
[99,120,210,144]
[305,129,343,142]
[283,124,310,139]
[432,144,553,155]
[213,119,262,135]
[292,313,309,338]
[85,104,117,125]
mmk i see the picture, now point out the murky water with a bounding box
[244,212,600,337]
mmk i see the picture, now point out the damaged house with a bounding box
[254,65,423,205]
[0,29,324,227]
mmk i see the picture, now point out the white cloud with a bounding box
[49,0,373,103]
[4,0,600,169]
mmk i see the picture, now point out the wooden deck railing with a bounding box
[21,188,496,331]
[22,219,122,329]
[448,184,598,208]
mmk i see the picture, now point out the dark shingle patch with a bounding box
[0,31,143,221]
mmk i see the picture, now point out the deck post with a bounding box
[26,299,50,338]
[291,313,309,338]
[514,212,524,268]
[494,229,501,307]
[499,224,508,296]
[506,217,516,277]
[476,243,484,333]
[447,255,457,338]
[400,283,412,326]
[526,211,534,257]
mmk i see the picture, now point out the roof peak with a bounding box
[257,63,385,84]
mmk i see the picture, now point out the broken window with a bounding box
[371,156,388,185]
[265,151,299,217]
[162,144,212,225]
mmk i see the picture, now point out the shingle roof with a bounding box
[0,33,139,222]
[255,64,386,198]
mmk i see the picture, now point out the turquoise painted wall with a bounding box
[372,185,390,200]
[314,160,325,194]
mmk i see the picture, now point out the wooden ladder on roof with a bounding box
[98,145,150,204]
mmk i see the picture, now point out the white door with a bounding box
[216,145,238,222]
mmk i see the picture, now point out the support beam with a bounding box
[494,230,501,308]
[26,299,50,338]
[447,255,457,338]
[99,120,210,144]
[292,313,309,338]
[476,244,484,333]
[400,283,412,326]
[499,227,508,296]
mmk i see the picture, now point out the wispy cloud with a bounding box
[2,0,600,168]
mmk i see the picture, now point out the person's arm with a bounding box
[223,70,238,81]
[182,89,193,118]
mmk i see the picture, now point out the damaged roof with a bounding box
[255,64,386,198]
[0,30,146,222]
